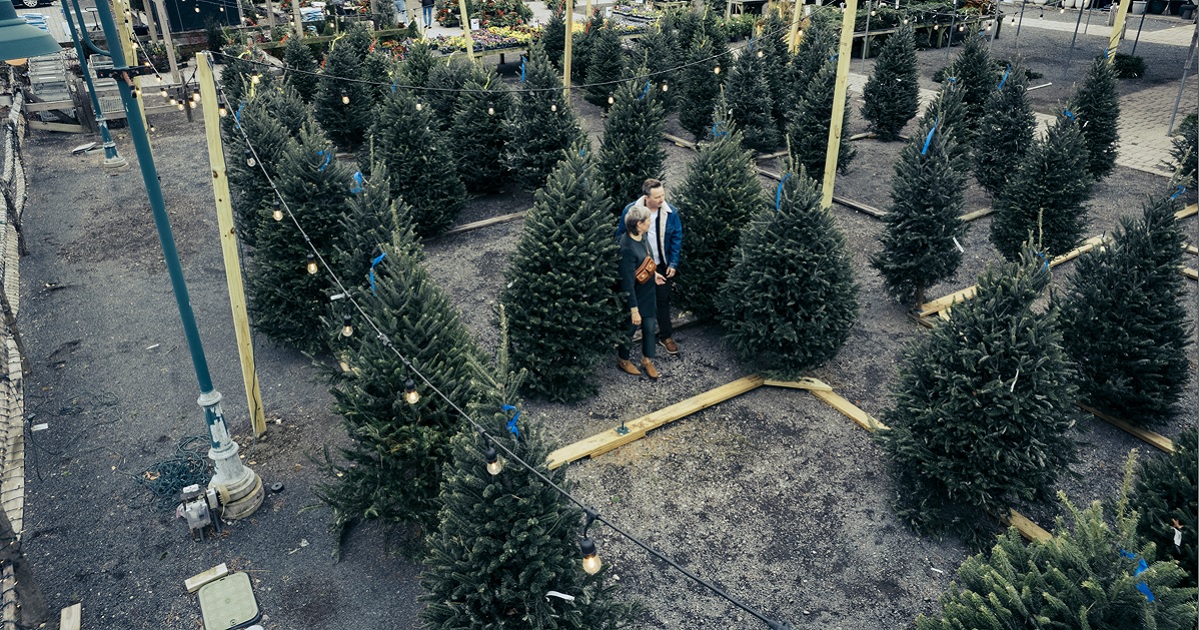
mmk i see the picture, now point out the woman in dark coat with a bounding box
[617,206,660,379]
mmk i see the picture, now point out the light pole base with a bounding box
[102,155,129,170]
[214,471,264,520]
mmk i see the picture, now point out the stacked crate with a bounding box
[87,54,126,121]
[25,53,73,122]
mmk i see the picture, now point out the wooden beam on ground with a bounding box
[1184,244,1198,255]
[847,132,877,141]
[1183,267,1198,280]
[21,99,75,113]
[958,207,993,222]
[809,386,888,432]
[1003,509,1052,542]
[60,603,82,630]
[185,563,229,593]
[440,210,526,237]
[1049,235,1106,268]
[762,377,833,392]
[1176,203,1198,220]
[1078,403,1175,454]
[754,149,789,160]
[918,285,977,318]
[27,120,87,134]
[661,132,697,150]
[546,376,765,469]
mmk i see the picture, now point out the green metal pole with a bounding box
[89,0,263,519]
[61,0,125,168]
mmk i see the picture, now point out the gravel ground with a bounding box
[14,11,1199,630]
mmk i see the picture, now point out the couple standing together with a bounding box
[616,179,683,380]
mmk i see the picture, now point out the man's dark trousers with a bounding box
[655,276,673,341]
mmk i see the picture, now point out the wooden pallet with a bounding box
[1078,403,1175,454]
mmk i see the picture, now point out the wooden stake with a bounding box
[820,0,858,210]
[152,0,183,85]
[197,53,267,437]
[789,0,804,52]
[458,0,475,59]
[113,0,151,135]
[1105,0,1133,63]
[563,0,574,98]
[292,0,304,37]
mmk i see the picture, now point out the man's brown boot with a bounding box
[640,358,660,380]
[617,358,642,376]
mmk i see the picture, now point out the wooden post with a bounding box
[112,0,151,134]
[152,0,182,85]
[789,0,804,52]
[196,52,268,437]
[292,0,304,36]
[1105,0,1132,63]
[265,0,276,28]
[457,0,475,60]
[144,0,160,43]
[820,0,857,209]
[563,0,574,96]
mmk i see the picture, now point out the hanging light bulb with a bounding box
[485,446,503,475]
[250,74,261,85]
[1010,15,1016,23]
[661,81,668,92]
[713,65,721,74]
[188,99,196,109]
[177,101,185,111]
[194,5,200,11]
[756,49,763,57]
[245,149,256,168]
[580,538,601,575]
[219,5,224,10]
[192,90,200,102]
[341,90,349,105]
[403,378,420,404]
[341,313,354,337]
[272,200,283,221]
[416,102,424,111]
[958,24,964,31]
[550,103,557,112]
[933,23,939,30]
[218,101,228,117]
[487,103,495,115]
[901,18,907,24]
[306,253,318,275]
[607,94,614,105]
[160,87,169,98]
[870,8,876,15]
[148,124,156,133]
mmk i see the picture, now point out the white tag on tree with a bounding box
[1174,527,1183,547]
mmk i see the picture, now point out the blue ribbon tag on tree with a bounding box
[350,171,364,194]
[1063,109,1076,121]
[921,118,938,155]
[520,57,526,82]
[1171,185,1185,200]
[501,404,520,438]
[235,102,245,128]
[997,64,1010,91]
[369,251,386,294]
[1119,549,1156,601]
[639,81,651,100]
[775,173,791,211]
[317,149,332,171]
[711,121,728,139]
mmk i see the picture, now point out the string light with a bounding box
[341,313,354,337]
[486,103,494,115]
[272,200,283,221]
[340,90,349,105]
[580,537,601,575]
[218,101,228,117]
[661,81,668,92]
[416,102,424,111]
[756,50,763,57]
[194,5,200,11]
[176,101,185,111]
[160,87,168,98]
[484,447,503,475]
[550,103,557,112]
[306,253,318,274]
[607,95,614,105]
[713,65,721,74]
[403,378,420,404]
[245,149,256,168]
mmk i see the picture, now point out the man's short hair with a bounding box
[642,178,664,196]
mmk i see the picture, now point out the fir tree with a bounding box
[1167,112,1197,189]
[341,23,375,63]
[584,20,627,109]
[247,122,352,351]
[425,57,479,132]
[500,146,624,402]
[361,49,397,106]
[316,227,486,541]
[314,41,374,149]
[1056,195,1190,426]
[540,8,567,69]
[725,43,781,152]
[787,11,837,111]
[991,112,1093,260]
[372,88,468,238]
[677,33,725,140]
[219,44,270,107]
[786,56,856,181]
[505,42,585,191]
[672,107,767,320]
[946,32,994,141]
[332,159,401,288]
[917,491,1198,627]
[757,11,792,135]
[972,62,1035,198]
[570,11,606,87]
[402,40,437,87]
[1074,56,1121,180]
[451,72,514,194]
[420,333,640,627]
[871,117,968,307]
[596,74,668,215]
[632,23,679,113]
[1132,428,1199,587]
[717,163,858,377]
[877,252,1079,546]
[916,80,971,172]
[282,37,319,102]
[861,25,918,142]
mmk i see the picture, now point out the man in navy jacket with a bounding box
[617,178,683,355]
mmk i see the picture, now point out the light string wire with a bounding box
[216,58,791,630]
[211,3,862,98]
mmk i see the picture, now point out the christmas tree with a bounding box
[500,145,624,402]
[246,122,352,352]
[717,162,858,377]
[677,33,725,140]
[314,41,374,149]
[972,62,1035,198]
[539,8,567,69]
[916,80,971,172]
[584,20,628,109]
[219,44,270,107]
[672,106,768,320]
[596,74,668,215]
[426,57,480,132]
[870,116,968,307]
[946,32,994,141]
[282,36,319,103]
[861,25,918,142]
[402,40,436,87]
[1056,195,1190,426]
[316,226,486,542]
[1132,428,1199,587]
[505,42,585,191]
[331,158,402,288]
[787,56,856,181]
[990,111,1093,260]
[420,329,640,627]
[917,490,1197,627]
[787,10,837,112]
[372,87,468,238]
[725,42,781,152]
[341,23,375,63]
[451,71,515,194]
[361,49,397,107]
[877,252,1079,546]
[632,23,679,113]
[569,11,607,88]
[757,11,792,136]
[1074,56,1120,180]
[1168,113,1197,188]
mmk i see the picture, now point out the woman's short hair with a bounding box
[625,206,651,234]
